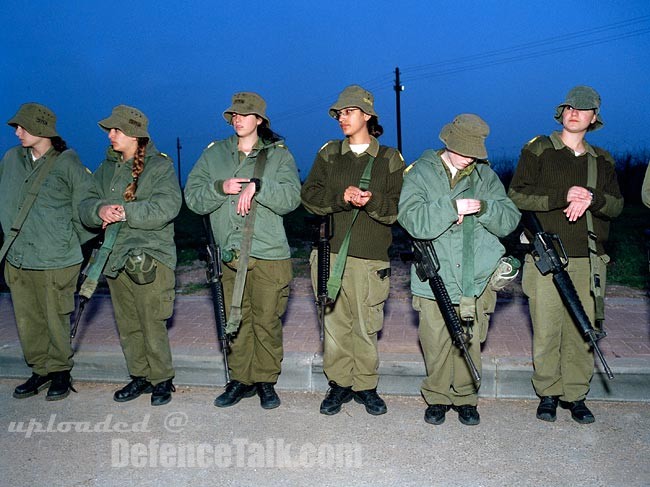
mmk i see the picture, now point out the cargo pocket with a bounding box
[365,264,390,334]
[157,288,176,321]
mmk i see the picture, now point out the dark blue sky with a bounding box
[2,1,649,183]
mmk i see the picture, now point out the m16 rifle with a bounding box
[314,215,333,341]
[522,211,614,380]
[203,216,231,384]
[411,239,481,384]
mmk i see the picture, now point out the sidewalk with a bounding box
[0,281,648,402]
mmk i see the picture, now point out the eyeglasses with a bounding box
[335,108,360,119]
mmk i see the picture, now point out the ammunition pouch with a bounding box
[459,295,476,322]
[222,249,257,271]
[489,256,521,291]
[124,249,157,285]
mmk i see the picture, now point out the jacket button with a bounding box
[456,263,461,268]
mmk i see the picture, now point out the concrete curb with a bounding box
[1,344,648,402]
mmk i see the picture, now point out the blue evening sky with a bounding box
[1,0,649,183]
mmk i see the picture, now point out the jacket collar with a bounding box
[550,131,597,157]
[341,135,380,157]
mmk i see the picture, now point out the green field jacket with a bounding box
[184,135,301,260]
[0,145,96,269]
[398,149,521,303]
[79,142,182,277]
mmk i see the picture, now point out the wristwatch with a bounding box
[249,178,261,192]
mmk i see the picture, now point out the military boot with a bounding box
[13,373,52,399]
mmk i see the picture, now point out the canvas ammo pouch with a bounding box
[489,256,521,291]
[222,248,257,271]
[124,249,157,285]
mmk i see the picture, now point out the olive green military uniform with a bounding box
[184,135,301,385]
[509,133,623,402]
[79,142,181,385]
[0,145,95,375]
[301,137,404,391]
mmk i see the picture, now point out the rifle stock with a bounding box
[522,211,614,380]
[412,239,481,384]
[203,216,231,384]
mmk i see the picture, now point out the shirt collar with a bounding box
[550,131,597,157]
[341,136,380,157]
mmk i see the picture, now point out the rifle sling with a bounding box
[0,150,59,264]
[586,153,605,321]
[326,152,376,301]
[226,148,267,334]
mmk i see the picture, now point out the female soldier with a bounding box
[301,85,404,416]
[1,103,95,401]
[185,92,301,409]
[80,105,182,406]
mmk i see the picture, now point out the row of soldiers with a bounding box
[1,84,640,426]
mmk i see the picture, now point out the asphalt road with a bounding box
[1,379,648,486]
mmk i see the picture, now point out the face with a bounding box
[231,113,262,138]
[446,150,476,170]
[335,107,371,138]
[108,128,138,156]
[561,106,597,133]
[14,125,43,148]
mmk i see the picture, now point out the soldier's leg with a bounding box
[107,272,150,378]
[5,264,50,376]
[416,296,454,406]
[347,257,389,391]
[523,256,565,397]
[248,259,291,383]
[132,262,175,385]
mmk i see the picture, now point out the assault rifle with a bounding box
[203,216,231,384]
[411,239,481,384]
[313,214,333,341]
[522,211,614,380]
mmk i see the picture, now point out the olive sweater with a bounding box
[301,137,404,261]
[508,132,623,256]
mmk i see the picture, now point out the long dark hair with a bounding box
[51,136,68,152]
[257,120,282,144]
[367,116,383,138]
[123,138,148,202]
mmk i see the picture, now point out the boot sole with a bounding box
[536,413,557,422]
[353,396,387,415]
[113,386,154,403]
[214,388,256,408]
[320,395,353,415]
[13,380,52,399]
[46,389,71,401]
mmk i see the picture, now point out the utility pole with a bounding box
[394,66,405,154]
[176,137,182,188]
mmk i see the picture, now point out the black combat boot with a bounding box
[353,388,387,415]
[214,380,256,408]
[256,382,281,409]
[320,381,353,415]
[151,379,175,406]
[13,373,52,399]
[560,399,595,424]
[424,404,450,425]
[452,405,480,425]
[113,377,153,402]
[46,371,75,401]
[536,396,559,422]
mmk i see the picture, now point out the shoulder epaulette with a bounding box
[276,143,288,150]
[404,162,416,175]
[206,141,217,149]
[524,135,553,156]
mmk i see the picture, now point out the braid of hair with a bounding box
[123,138,147,202]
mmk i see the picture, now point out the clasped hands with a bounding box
[98,204,126,229]
[564,186,593,222]
[343,185,372,207]
[455,198,481,224]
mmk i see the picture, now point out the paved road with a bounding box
[1,380,648,487]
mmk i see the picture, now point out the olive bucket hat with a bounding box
[329,85,378,119]
[439,113,490,160]
[98,105,150,138]
[554,85,604,131]
[223,92,270,126]
[7,103,59,138]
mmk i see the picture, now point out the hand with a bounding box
[223,177,250,195]
[455,198,481,224]
[236,182,256,215]
[566,185,592,204]
[343,186,372,207]
[563,200,590,221]
[98,204,125,224]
